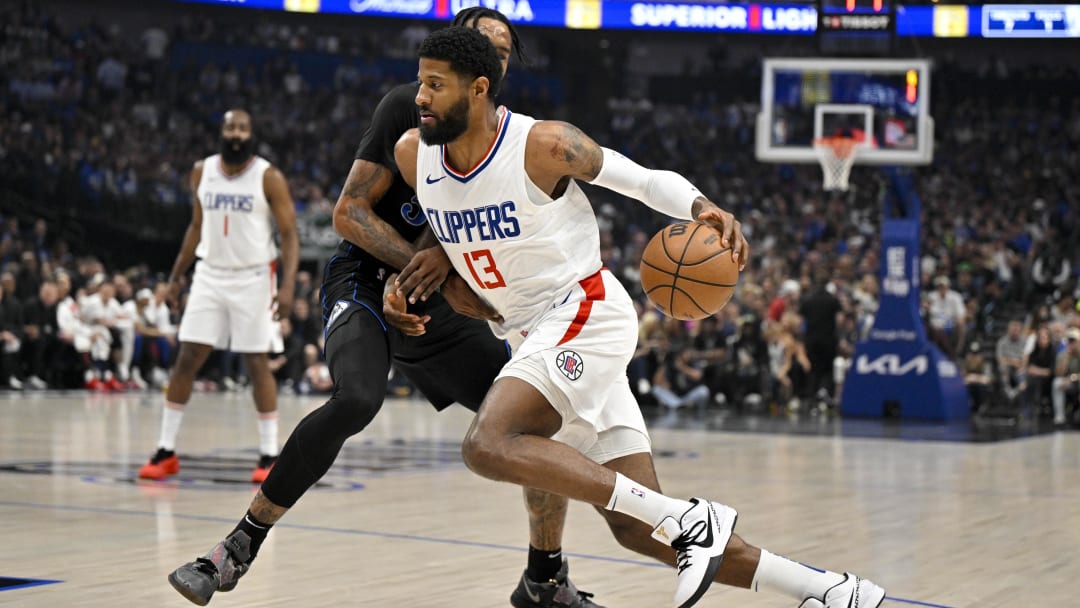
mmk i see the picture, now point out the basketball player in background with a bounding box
[167,10,601,608]
[138,109,298,484]
[391,27,885,608]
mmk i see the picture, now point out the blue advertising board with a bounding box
[320,0,567,25]
[599,2,817,34]
[982,4,1080,37]
[184,0,285,8]
[171,1,1080,38]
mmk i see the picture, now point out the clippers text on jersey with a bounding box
[426,200,521,244]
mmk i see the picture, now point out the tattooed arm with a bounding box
[523,121,604,199]
[524,120,749,270]
[388,129,452,302]
[331,158,421,271]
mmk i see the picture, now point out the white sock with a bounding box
[751,550,846,600]
[257,412,279,457]
[604,472,692,528]
[158,401,186,451]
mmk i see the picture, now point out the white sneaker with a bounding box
[129,369,149,390]
[651,498,738,608]
[798,572,886,608]
[8,376,23,390]
[151,367,169,388]
[26,375,48,390]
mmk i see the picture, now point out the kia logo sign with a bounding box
[855,354,928,376]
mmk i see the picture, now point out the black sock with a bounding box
[232,510,273,562]
[526,546,563,583]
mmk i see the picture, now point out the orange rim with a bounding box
[813,136,859,159]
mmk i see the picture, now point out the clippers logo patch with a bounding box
[555,350,584,381]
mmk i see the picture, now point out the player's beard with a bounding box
[418,95,470,146]
[220,136,255,166]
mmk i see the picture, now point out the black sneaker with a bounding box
[168,531,252,605]
[510,558,605,608]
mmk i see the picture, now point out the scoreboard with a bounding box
[818,0,896,55]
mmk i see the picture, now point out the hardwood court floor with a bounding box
[1,391,1077,607]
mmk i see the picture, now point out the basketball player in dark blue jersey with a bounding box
[167,9,601,608]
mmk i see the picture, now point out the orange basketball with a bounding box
[639,221,739,320]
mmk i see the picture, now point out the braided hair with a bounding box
[451,7,528,65]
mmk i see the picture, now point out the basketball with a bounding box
[639,221,739,320]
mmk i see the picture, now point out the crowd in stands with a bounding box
[2,2,1079,424]
[0,213,332,394]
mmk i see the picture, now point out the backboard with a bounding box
[756,57,933,165]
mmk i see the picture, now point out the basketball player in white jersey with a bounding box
[166,14,601,608]
[392,28,885,608]
[139,109,299,484]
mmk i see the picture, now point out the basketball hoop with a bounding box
[813,136,860,191]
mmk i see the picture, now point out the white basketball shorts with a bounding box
[497,270,652,464]
[178,260,278,353]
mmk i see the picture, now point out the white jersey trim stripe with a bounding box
[441,107,512,183]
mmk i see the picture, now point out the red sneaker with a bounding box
[251,455,277,483]
[105,377,127,392]
[85,377,106,391]
[139,448,180,480]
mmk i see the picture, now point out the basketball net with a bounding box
[813,136,860,191]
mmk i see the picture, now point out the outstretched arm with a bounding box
[526,121,749,270]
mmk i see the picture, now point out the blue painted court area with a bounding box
[0,577,62,591]
[0,500,954,608]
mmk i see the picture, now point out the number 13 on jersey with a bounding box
[463,249,506,289]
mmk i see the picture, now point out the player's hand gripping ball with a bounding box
[639,221,740,320]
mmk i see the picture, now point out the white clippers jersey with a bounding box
[416,109,602,340]
[195,154,278,269]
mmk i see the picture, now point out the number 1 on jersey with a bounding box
[463,249,506,289]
